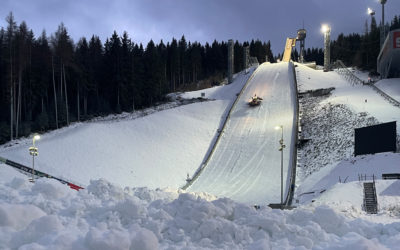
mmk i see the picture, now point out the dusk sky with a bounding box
[0,0,399,54]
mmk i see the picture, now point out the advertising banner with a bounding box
[394,32,400,49]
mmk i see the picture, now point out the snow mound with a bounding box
[0,177,400,249]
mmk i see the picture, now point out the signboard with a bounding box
[394,32,400,49]
[354,121,397,156]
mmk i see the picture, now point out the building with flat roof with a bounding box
[377,29,400,79]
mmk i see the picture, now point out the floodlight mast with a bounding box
[321,25,329,34]
[367,8,375,16]
[380,0,387,49]
[321,24,331,72]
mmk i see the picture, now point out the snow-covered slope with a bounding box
[375,78,400,103]
[0,69,254,189]
[1,64,400,249]
[188,62,297,205]
[296,63,400,133]
[294,63,400,221]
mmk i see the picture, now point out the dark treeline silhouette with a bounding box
[0,12,274,144]
[298,15,400,71]
[275,48,324,65]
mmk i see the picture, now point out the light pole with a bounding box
[367,7,375,18]
[380,0,387,49]
[367,8,375,67]
[321,24,331,72]
[29,134,40,182]
[275,125,285,208]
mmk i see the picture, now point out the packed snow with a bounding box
[1,62,400,249]
[375,79,400,103]
[295,62,400,220]
[188,62,297,205]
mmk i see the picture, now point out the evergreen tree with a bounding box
[51,23,74,125]
[87,35,103,115]
[104,31,122,112]
[32,30,52,129]
[5,12,17,140]
[0,12,291,144]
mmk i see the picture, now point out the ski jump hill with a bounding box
[187,62,299,206]
[0,62,299,206]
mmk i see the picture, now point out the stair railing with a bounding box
[332,60,365,86]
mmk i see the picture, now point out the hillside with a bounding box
[0,64,400,249]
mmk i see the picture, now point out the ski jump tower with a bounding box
[282,28,307,63]
[297,29,306,63]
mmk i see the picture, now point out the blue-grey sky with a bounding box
[0,0,399,54]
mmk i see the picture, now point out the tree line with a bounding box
[0,12,274,144]
[331,15,400,71]
[293,15,400,71]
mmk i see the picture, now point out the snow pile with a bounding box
[299,94,378,177]
[1,176,400,249]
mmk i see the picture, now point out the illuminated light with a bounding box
[367,8,375,15]
[275,125,282,130]
[321,24,330,34]
[33,134,41,141]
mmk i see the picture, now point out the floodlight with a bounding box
[367,8,375,16]
[321,24,330,34]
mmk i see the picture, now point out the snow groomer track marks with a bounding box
[188,62,298,205]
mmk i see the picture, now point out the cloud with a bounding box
[0,0,398,54]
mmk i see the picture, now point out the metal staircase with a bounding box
[363,181,378,214]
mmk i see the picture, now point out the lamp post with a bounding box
[29,134,40,182]
[321,24,331,72]
[367,7,375,17]
[380,0,387,49]
[367,8,375,66]
[275,125,285,208]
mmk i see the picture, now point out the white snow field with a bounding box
[375,78,400,102]
[0,69,255,190]
[188,62,297,205]
[294,63,400,220]
[1,62,400,249]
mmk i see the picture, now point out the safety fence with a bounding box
[0,156,83,191]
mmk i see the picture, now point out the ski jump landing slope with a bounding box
[188,62,297,205]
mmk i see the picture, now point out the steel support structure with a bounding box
[323,28,331,72]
